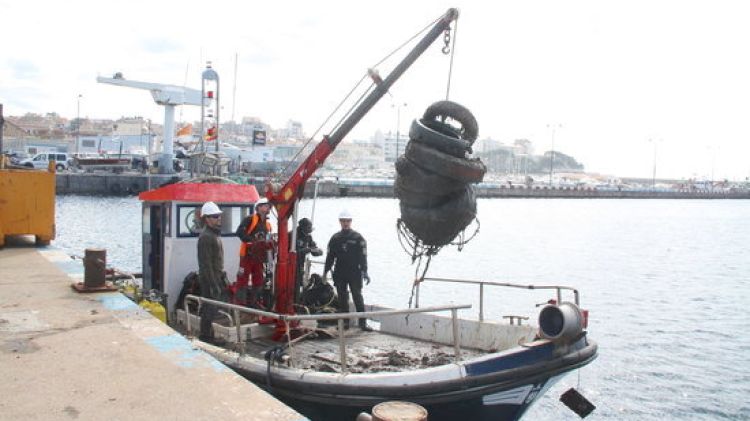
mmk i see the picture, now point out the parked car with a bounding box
[19,152,71,170]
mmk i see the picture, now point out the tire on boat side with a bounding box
[422,100,479,143]
[400,185,477,246]
[395,155,465,196]
[409,119,472,159]
[394,175,455,208]
[405,141,487,184]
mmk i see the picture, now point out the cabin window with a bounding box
[142,206,151,234]
[176,204,251,237]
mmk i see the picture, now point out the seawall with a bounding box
[55,173,750,199]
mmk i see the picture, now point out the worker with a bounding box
[197,201,228,345]
[293,217,323,304]
[235,197,273,307]
[323,210,372,331]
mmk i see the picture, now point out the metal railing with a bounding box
[184,294,471,372]
[415,278,579,322]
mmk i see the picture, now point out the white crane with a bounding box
[96,73,202,174]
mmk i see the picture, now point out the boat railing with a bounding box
[183,294,471,371]
[416,277,579,322]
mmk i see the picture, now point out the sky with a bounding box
[2,0,750,180]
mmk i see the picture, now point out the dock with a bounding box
[0,240,307,421]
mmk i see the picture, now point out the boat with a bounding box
[133,8,597,420]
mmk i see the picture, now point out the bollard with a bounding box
[71,248,118,293]
[84,248,107,288]
[371,401,428,421]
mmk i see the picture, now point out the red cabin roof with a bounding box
[138,183,260,204]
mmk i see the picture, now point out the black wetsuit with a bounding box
[293,226,322,303]
[324,229,368,327]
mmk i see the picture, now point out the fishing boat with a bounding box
[135,8,597,420]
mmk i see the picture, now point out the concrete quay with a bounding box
[0,241,307,421]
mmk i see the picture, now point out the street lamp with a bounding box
[648,138,662,190]
[75,94,82,155]
[547,123,562,185]
[393,102,407,161]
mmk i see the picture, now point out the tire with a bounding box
[395,155,465,196]
[394,175,455,208]
[409,119,471,158]
[405,141,486,184]
[400,185,477,246]
[25,163,34,168]
[422,101,479,143]
[55,164,65,171]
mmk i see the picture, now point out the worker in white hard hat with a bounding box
[323,210,372,331]
[197,201,228,345]
[235,197,274,307]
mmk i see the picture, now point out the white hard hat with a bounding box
[338,210,353,220]
[201,201,222,216]
[256,198,270,207]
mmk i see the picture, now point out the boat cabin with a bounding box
[138,182,261,314]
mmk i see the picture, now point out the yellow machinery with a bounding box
[0,160,56,247]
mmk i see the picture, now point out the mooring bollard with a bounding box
[71,248,117,293]
[84,248,106,288]
[358,401,427,421]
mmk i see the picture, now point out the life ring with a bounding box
[400,185,477,246]
[409,118,472,158]
[405,141,486,184]
[395,156,465,196]
[422,100,479,143]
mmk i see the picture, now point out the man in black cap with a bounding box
[294,217,323,304]
[324,210,372,331]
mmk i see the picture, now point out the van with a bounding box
[19,152,71,170]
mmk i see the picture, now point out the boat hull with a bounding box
[211,336,597,421]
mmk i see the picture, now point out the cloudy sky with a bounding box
[2,0,749,180]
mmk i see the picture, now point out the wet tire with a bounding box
[422,101,479,143]
[395,156,465,196]
[409,119,471,158]
[405,141,486,184]
[400,185,477,246]
[394,175,455,208]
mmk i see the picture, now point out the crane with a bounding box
[96,75,202,173]
[265,8,460,338]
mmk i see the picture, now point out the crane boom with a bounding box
[267,8,460,328]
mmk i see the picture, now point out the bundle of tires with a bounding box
[395,101,486,247]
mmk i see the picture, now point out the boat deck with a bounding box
[240,326,486,373]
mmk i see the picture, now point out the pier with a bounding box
[54,173,750,199]
[0,241,306,421]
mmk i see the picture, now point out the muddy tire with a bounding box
[395,155,465,196]
[409,119,471,158]
[422,101,479,143]
[405,141,486,184]
[395,175,455,208]
[400,185,477,246]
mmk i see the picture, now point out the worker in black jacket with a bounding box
[294,217,323,304]
[323,210,372,331]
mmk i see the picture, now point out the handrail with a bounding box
[416,277,580,322]
[184,294,471,371]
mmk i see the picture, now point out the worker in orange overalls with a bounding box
[234,198,273,307]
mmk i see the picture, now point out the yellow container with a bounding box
[139,299,167,324]
[0,162,56,247]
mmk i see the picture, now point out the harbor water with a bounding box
[54,195,750,420]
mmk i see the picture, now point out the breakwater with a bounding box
[55,173,750,199]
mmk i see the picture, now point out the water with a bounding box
[54,195,750,420]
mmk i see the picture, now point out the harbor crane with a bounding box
[96,74,202,173]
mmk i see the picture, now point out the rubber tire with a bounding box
[395,175,455,208]
[400,185,477,246]
[395,155,465,196]
[409,118,471,158]
[55,164,65,171]
[422,101,479,143]
[405,141,486,184]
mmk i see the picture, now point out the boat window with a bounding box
[176,205,251,237]
[142,206,151,234]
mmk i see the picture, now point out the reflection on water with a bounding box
[55,195,750,420]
